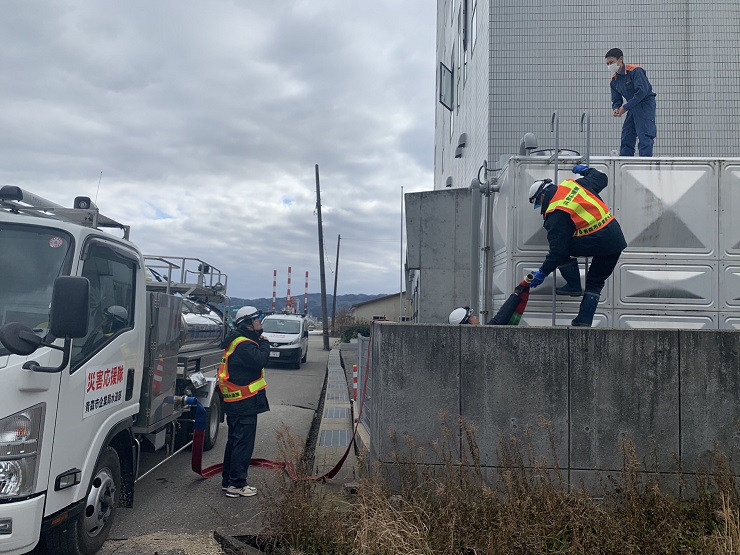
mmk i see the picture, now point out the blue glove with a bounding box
[530,270,547,289]
[572,164,589,175]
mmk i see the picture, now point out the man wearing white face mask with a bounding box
[605,48,657,157]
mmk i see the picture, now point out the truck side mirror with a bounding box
[49,276,90,339]
[0,322,43,356]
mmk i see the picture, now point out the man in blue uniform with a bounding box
[606,48,657,157]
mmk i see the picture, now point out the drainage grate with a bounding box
[319,429,350,447]
[324,407,350,419]
[326,391,349,401]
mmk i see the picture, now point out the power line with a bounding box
[339,237,401,243]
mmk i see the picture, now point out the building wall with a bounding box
[351,295,412,323]
[405,187,473,322]
[435,0,740,193]
[436,0,490,190]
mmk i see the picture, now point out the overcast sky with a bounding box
[1,1,435,300]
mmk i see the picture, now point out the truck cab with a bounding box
[260,314,308,369]
[0,186,228,555]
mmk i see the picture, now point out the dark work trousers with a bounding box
[620,96,657,157]
[584,252,622,296]
[221,413,258,488]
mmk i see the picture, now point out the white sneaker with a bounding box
[224,485,257,497]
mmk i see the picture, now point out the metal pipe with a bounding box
[134,439,195,483]
[550,112,559,326]
[580,111,591,284]
[482,178,496,322]
[580,111,591,165]
[469,179,482,317]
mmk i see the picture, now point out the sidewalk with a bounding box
[214,338,360,553]
[312,344,359,484]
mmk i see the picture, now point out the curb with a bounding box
[213,529,264,555]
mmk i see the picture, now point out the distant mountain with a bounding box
[229,293,387,319]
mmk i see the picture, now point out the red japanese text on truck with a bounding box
[0,186,230,554]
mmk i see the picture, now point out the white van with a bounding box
[261,314,309,369]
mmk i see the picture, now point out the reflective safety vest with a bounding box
[218,336,268,403]
[545,180,614,237]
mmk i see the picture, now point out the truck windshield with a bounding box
[0,223,74,355]
[262,319,301,334]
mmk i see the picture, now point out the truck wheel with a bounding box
[203,394,221,451]
[45,446,120,555]
[301,348,308,363]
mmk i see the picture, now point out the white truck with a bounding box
[0,186,229,554]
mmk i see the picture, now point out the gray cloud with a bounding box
[0,1,434,299]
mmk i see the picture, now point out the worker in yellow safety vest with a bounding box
[218,305,271,497]
[527,165,627,327]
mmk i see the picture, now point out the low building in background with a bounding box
[350,292,412,323]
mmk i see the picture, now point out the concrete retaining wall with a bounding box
[368,322,740,487]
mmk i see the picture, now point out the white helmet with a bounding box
[448,306,472,325]
[234,305,262,326]
[528,179,554,208]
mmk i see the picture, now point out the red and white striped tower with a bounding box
[304,271,309,316]
[272,270,277,313]
[286,266,292,313]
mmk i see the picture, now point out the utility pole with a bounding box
[315,164,330,351]
[400,185,404,322]
[331,234,341,335]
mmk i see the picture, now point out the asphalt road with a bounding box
[30,336,331,555]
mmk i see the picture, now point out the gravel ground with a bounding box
[99,531,223,555]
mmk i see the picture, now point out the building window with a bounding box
[470,0,477,52]
[372,315,386,321]
[449,47,455,139]
[439,61,453,111]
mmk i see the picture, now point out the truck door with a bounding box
[44,239,144,517]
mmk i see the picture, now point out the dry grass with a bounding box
[261,416,740,555]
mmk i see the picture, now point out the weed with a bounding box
[261,417,739,554]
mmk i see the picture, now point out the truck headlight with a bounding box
[0,404,45,498]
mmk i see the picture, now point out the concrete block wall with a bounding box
[405,187,473,323]
[368,322,740,490]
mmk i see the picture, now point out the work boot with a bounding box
[571,292,600,327]
[556,260,583,296]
